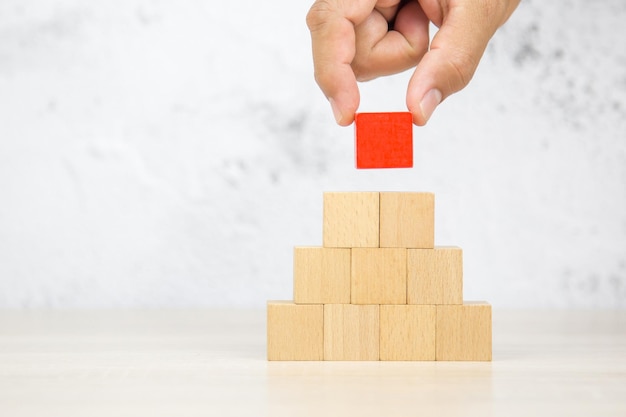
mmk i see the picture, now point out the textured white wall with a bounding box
[0,0,625,308]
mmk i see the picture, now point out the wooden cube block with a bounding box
[324,304,379,361]
[436,302,492,361]
[407,247,463,305]
[323,192,379,248]
[293,247,350,304]
[267,301,323,361]
[351,248,406,304]
[355,112,413,169]
[380,192,434,248]
[380,305,436,361]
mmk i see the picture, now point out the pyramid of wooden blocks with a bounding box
[267,192,492,361]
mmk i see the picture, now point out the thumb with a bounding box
[406,4,501,126]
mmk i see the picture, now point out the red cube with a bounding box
[355,112,413,169]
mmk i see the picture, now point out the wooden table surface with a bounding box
[0,309,625,416]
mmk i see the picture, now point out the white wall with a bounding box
[1,0,625,308]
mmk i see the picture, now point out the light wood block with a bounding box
[323,192,379,248]
[380,305,436,361]
[293,247,350,304]
[324,304,379,361]
[436,302,492,361]
[380,192,434,248]
[351,248,407,304]
[267,301,323,361]
[407,246,463,305]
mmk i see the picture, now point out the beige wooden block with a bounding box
[407,247,463,305]
[267,301,323,361]
[351,248,406,304]
[293,247,351,304]
[380,192,434,248]
[436,302,492,361]
[324,304,379,361]
[380,305,436,361]
[323,192,379,248]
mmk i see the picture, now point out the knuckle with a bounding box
[313,68,329,87]
[351,56,374,82]
[306,1,334,31]
[313,65,337,90]
[351,61,366,81]
[405,43,429,63]
[446,49,479,90]
[353,69,371,82]
[473,0,508,25]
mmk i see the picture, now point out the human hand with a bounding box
[306,0,520,126]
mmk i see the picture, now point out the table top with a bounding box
[1,309,625,416]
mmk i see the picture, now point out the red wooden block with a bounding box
[355,112,413,169]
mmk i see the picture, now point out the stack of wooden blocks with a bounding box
[267,192,491,361]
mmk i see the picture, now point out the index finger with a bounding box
[306,0,377,125]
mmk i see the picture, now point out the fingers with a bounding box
[307,0,377,126]
[407,0,520,125]
[307,0,428,126]
[308,0,521,127]
[352,1,430,81]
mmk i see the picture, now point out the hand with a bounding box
[306,0,520,126]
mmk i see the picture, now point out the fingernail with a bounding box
[420,89,442,123]
[329,98,343,124]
